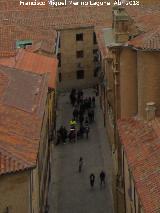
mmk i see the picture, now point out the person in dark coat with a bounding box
[62,127,68,143]
[90,108,95,122]
[80,125,85,138]
[73,108,79,121]
[79,114,84,126]
[85,125,90,139]
[100,170,106,187]
[90,173,95,188]
[92,96,96,107]
[56,130,61,145]
[88,109,92,123]
[59,126,67,143]
[84,117,89,126]
[88,97,92,108]
[78,157,83,173]
[71,95,76,107]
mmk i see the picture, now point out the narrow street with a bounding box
[49,88,114,213]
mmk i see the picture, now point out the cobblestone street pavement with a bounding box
[49,89,114,213]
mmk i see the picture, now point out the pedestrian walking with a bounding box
[90,173,95,188]
[88,97,92,108]
[78,157,83,172]
[92,96,96,107]
[79,114,84,126]
[62,127,68,143]
[100,170,106,187]
[90,108,95,122]
[56,130,61,145]
[73,108,79,121]
[88,109,92,123]
[84,117,89,126]
[85,125,90,139]
[79,125,85,138]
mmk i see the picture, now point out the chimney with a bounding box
[112,6,129,43]
[145,102,156,121]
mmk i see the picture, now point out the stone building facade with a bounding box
[96,4,160,213]
[57,27,99,90]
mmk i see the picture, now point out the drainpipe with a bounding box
[30,170,33,213]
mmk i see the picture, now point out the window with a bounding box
[76,50,84,58]
[57,53,61,67]
[58,72,62,82]
[93,32,97,44]
[76,33,83,41]
[16,40,32,49]
[77,70,84,79]
[93,49,98,55]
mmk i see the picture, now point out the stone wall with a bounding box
[0,171,30,213]
[120,48,138,118]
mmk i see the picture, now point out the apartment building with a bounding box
[57,27,99,89]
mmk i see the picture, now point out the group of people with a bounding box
[78,157,106,188]
[56,88,96,144]
[56,88,107,191]
[69,89,95,140]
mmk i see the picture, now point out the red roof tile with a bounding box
[0,6,112,30]
[0,0,50,11]
[118,117,160,213]
[128,27,160,50]
[0,24,57,56]
[0,49,57,88]
[0,65,48,175]
[125,5,160,33]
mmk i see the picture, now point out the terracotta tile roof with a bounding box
[0,6,112,30]
[0,0,50,11]
[128,27,160,50]
[26,40,55,55]
[0,5,112,56]
[0,65,48,175]
[0,49,57,88]
[0,24,57,56]
[118,117,160,213]
[125,5,160,33]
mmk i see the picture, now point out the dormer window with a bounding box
[16,40,32,49]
